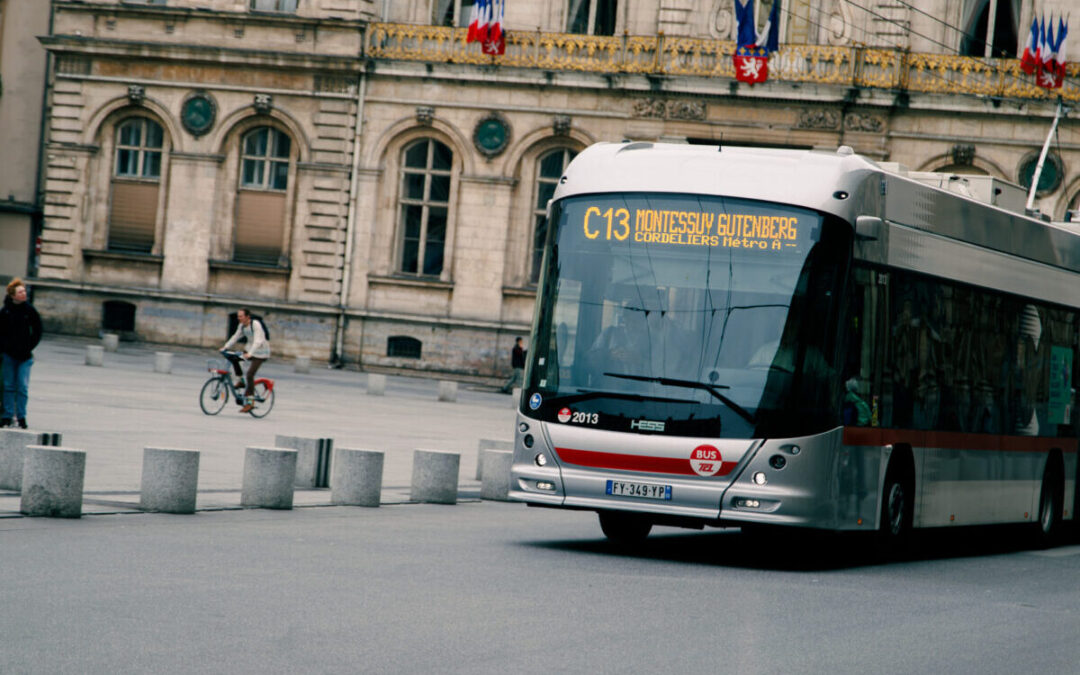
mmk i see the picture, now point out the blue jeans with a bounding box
[2,354,33,420]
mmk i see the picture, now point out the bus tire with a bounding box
[598,511,652,544]
[877,463,913,557]
[1033,460,1063,549]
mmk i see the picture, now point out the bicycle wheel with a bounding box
[248,380,275,418]
[199,377,228,415]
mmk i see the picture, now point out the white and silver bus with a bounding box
[509,141,1079,548]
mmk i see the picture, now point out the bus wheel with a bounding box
[878,467,912,557]
[1034,464,1063,549]
[598,511,652,544]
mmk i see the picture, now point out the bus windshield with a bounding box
[524,192,852,439]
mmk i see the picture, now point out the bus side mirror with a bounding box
[855,215,883,241]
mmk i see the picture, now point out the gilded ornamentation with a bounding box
[364,23,1080,103]
[796,108,841,130]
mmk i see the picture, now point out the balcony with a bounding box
[365,23,1079,102]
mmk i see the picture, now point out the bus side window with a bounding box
[842,267,881,427]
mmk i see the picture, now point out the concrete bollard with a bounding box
[154,352,173,374]
[410,449,460,504]
[331,448,384,507]
[438,380,458,403]
[480,450,514,501]
[0,430,55,491]
[20,445,86,518]
[367,373,386,396]
[140,448,200,514]
[86,345,104,367]
[511,387,522,408]
[475,438,514,480]
[274,435,332,488]
[102,333,119,352]
[294,355,311,374]
[241,447,298,509]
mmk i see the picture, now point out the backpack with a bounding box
[253,315,270,341]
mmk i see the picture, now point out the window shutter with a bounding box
[234,189,287,265]
[108,180,159,252]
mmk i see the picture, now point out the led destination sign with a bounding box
[580,204,803,252]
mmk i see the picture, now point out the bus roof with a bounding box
[555,142,1080,275]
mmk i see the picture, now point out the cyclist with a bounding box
[221,308,270,414]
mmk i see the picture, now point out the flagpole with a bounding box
[1026,97,1067,213]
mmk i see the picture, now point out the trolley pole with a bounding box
[1026,98,1068,214]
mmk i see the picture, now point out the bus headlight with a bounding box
[752,472,767,485]
[534,452,548,467]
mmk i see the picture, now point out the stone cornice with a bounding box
[52,2,370,30]
[40,35,364,72]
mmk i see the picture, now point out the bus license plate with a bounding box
[606,480,672,500]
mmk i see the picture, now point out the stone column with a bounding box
[140,448,200,514]
[241,447,297,509]
[410,449,460,504]
[20,446,85,518]
[331,448,384,507]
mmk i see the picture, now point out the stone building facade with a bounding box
[0,0,50,281]
[28,0,1080,382]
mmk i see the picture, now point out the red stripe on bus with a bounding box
[555,447,737,476]
[843,427,1077,453]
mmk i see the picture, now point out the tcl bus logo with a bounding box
[631,419,665,432]
[690,445,723,476]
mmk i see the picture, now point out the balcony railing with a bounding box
[365,23,1079,102]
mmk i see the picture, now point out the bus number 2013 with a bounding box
[572,411,599,425]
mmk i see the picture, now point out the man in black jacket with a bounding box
[500,336,526,393]
[0,279,43,429]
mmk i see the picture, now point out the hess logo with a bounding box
[690,445,723,476]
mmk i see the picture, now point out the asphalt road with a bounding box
[2,503,1080,674]
[4,336,1080,674]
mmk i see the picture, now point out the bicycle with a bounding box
[199,350,275,418]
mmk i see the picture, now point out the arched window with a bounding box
[235,126,292,265]
[398,138,453,276]
[530,148,576,283]
[109,117,165,252]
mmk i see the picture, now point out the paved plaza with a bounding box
[0,335,518,515]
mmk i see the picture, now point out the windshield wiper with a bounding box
[603,372,756,425]
[567,388,698,405]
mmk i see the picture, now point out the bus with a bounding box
[509,141,1079,549]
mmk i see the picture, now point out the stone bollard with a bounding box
[511,387,522,408]
[475,438,514,480]
[154,352,173,374]
[480,450,514,501]
[438,380,458,403]
[20,446,86,518]
[274,434,332,488]
[86,345,104,367]
[410,449,460,504]
[294,355,311,374]
[102,333,119,352]
[367,373,386,396]
[241,447,298,509]
[331,448,384,507]
[0,430,57,491]
[140,448,200,514]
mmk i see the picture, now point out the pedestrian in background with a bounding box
[0,278,43,429]
[501,336,526,393]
